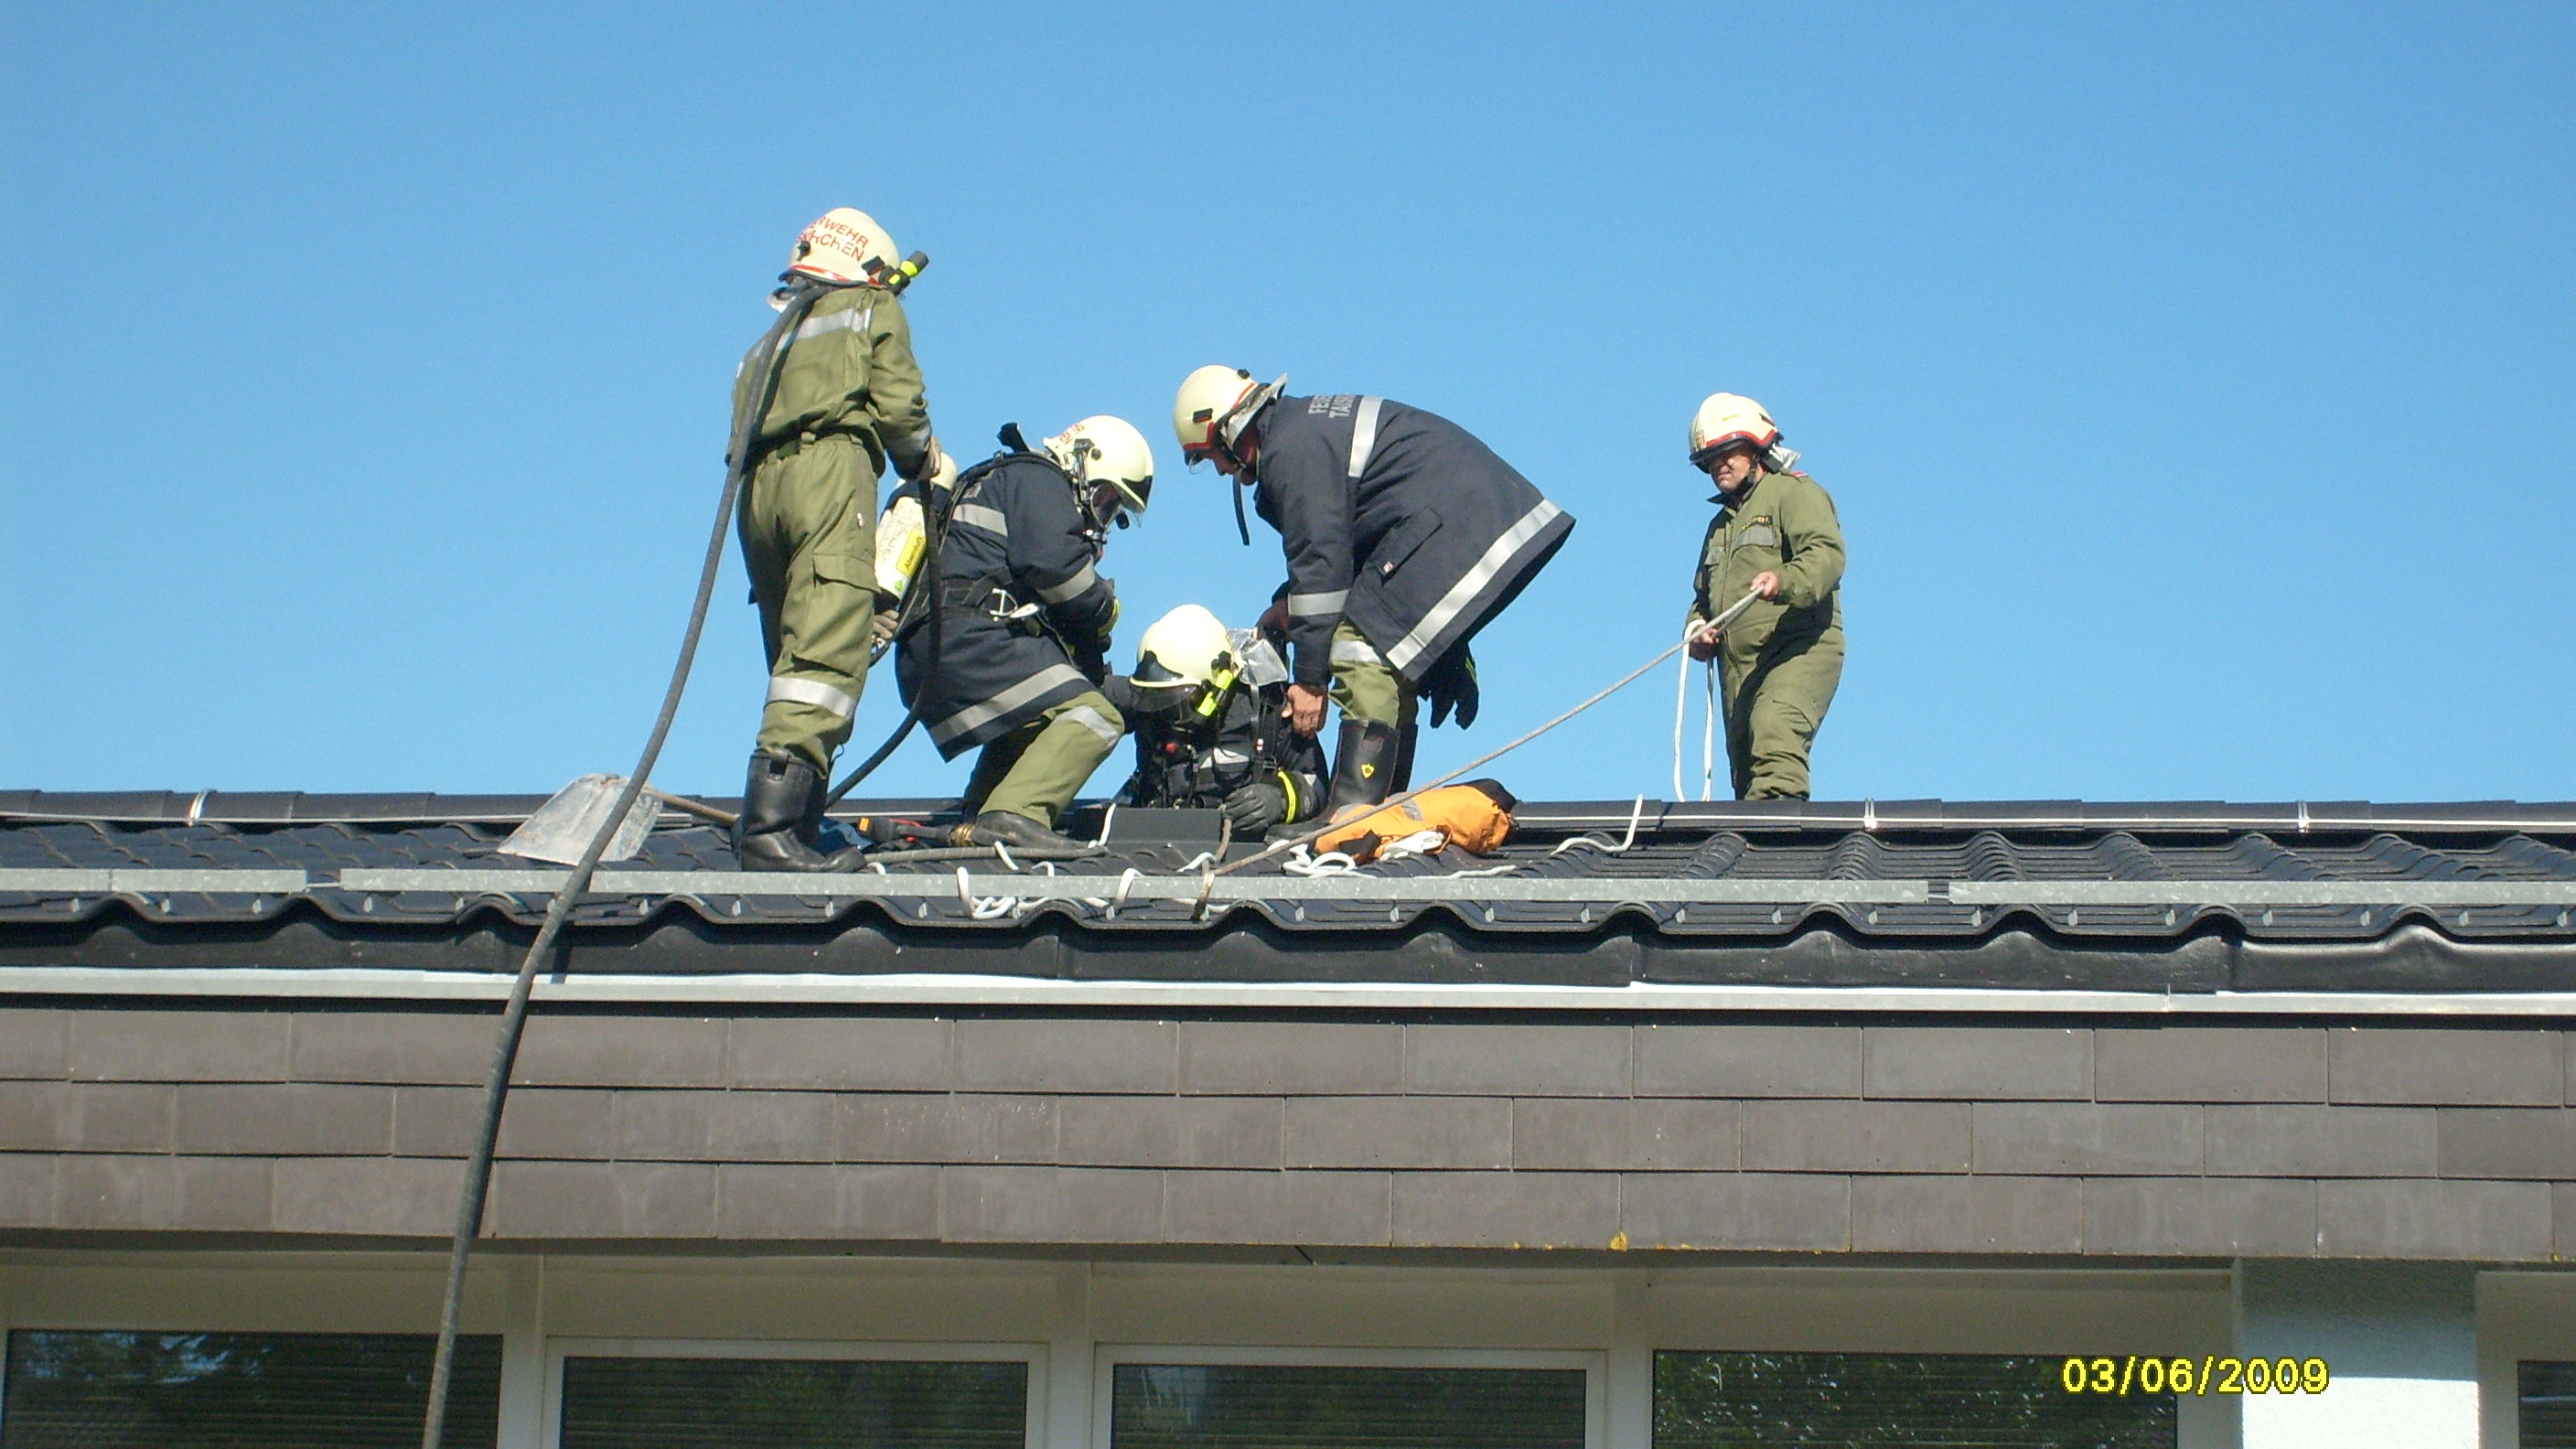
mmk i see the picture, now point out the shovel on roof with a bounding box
[497,774,736,865]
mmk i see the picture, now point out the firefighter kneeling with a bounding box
[1103,605,1328,832]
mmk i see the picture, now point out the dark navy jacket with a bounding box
[895,452,1117,758]
[1250,394,1573,689]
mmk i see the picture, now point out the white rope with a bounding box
[1551,794,1648,857]
[1701,651,1717,801]
[1218,590,1761,882]
[1283,845,1361,877]
[1671,599,1760,802]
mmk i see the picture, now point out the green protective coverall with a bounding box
[729,285,937,776]
[1688,467,1847,800]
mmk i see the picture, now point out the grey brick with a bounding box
[2560,1184,2576,1259]
[939,1165,1164,1242]
[2084,1178,2317,1256]
[2317,1179,2554,1261]
[1851,1176,2084,1253]
[1862,1027,2090,1100]
[0,1081,173,1153]
[838,1095,1057,1164]
[174,1083,392,1155]
[70,1009,290,1082]
[1283,1097,1512,1170]
[956,1020,1174,1093]
[0,1154,53,1226]
[1059,1097,1281,1169]
[1972,1103,2202,1175]
[1620,1173,1849,1250]
[166,1157,273,1230]
[1741,1100,1970,1173]
[2327,1028,2562,1106]
[0,1009,70,1078]
[612,1090,841,1163]
[727,1017,950,1090]
[1406,1025,1631,1097]
[514,1015,725,1088]
[391,1086,615,1158]
[1390,1171,1622,1249]
[1179,1022,1403,1095]
[2438,1109,2576,1179]
[2093,1027,2325,1103]
[291,1012,492,1085]
[490,1160,718,1238]
[715,1163,939,1239]
[59,1154,275,1232]
[1164,1170,1391,1246]
[1514,1100,1737,1171]
[273,1156,464,1236]
[1635,1025,1861,1099]
[2206,1104,2437,1176]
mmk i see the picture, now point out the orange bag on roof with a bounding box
[1314,780,1518,863]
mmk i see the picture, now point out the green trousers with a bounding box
[963,690,1125,826]
[739,432,879,776]
[1721,627,1844,800]
[1326,622,1417,729]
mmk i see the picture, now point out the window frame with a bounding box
[1092,1343,1606,1449]
[540,1336,1046,1449]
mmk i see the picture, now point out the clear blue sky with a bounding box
[5,3,2571,805]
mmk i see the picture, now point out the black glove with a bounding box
[1425,645,1479,729]
[1220,777,1290,832]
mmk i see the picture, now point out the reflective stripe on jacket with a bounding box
[895,453,1117,758]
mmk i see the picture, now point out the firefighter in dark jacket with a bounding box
[894,416,1153,850]
[1102,604,1328,832]
[1170,367,1576,811]
[731,207,944,872]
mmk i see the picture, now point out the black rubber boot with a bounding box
[733,750,855,872]
[1326,719,1401,814]
[951,810,1099,855]
[1390,720,1420,792]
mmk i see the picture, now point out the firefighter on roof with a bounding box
[1684,393,1847,800]
[1170,367,1575,814]
[731,207,943,871]
[895,417,1153,852]
[1103,604,1328,832]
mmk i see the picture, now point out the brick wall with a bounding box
[1,1007,2571,1259]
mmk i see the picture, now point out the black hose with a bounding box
[822,457,951,809]
[416,278,838,1449]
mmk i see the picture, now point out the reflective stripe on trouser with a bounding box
[1326,621,1414,728]
[741,433,879,775]
[964,690,1126,827]
[1721,628,1843,800]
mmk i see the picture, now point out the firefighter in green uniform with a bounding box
[1684,393,1846,800]
[730,207,943,870]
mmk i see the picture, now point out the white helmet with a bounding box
[1131,604,1240,718]
[1689,392,1799,472]
[1044,414,1154,519]
[787,207,899,284]
[1174,365,1285,467]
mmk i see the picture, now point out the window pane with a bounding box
[1111,1363,1586,1449]
[1655,1351,2174,1449]
[2526,1361,2576,1449]
[1,1330,501,1449]
[558,1357,1026,1449]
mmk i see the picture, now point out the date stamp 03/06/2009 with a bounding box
[2062,1357,2332,1397]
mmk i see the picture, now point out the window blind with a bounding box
[0,1330,501,1449]
[1111,1362,1587,1449]
[1653,1351,2174,1449]
[557,1356,1026,1449]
